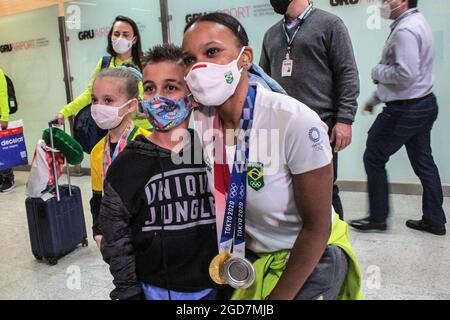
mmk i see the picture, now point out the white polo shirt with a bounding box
[194,83,333,253]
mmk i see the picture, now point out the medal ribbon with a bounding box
[102,120,134,180]
[214,86,256,259]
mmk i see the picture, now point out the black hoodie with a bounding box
[98,129,218,300]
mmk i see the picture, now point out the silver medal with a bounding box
[223,256,256,289]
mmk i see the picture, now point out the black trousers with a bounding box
[295,245,348,300]
[364,94,446,226]
[324,119,344,220]
[246,245,349,300]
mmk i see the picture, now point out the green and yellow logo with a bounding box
[248,163,264,191]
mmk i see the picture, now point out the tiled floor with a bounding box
[0,171,449,300]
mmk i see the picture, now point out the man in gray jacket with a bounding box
[261,0,360,219]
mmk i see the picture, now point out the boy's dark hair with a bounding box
[408,0,418,8]
[184,12,249,47]
[142,44,184,68]
[107,16,143,71]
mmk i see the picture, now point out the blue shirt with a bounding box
[141,283,213,300]
[369,9,435,105]
[284,3,313,30]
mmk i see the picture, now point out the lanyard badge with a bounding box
[281,5,314,77]
[209,86,257,289]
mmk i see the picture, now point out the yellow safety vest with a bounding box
[0,68,9,122]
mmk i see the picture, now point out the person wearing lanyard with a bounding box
[260,0,360,220]
[350,0,447,236]
[183,12,363,300]
[89,66,150,248]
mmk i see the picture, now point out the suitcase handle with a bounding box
[48,120,73,201]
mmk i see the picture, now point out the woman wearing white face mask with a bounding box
[182,12,363,300]
[89,66,150,248]
[55,16,150,130]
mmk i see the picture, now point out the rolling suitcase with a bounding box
[25,120,88,266]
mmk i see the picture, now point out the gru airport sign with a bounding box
[330,0,360,6]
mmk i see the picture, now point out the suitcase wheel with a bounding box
[82,239,88,247]
[47,257,58,266]
[34,255,43,261]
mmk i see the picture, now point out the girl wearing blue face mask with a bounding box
[89,66,150,249]
[98,44,219,300]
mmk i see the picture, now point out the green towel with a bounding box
[42,127,84,165]
[231,250,289,300]
[232,214,364,300]
[328,214,365,300]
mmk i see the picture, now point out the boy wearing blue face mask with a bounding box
[98,44,219,300]
[89,66,151,248]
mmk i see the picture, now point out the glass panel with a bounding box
[313,0,450,184]
[64,0,162,167]
[167,0,280,61]
[0,5,67,164]
[168,0,450,184]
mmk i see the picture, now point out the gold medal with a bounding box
[209,252,232,284]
